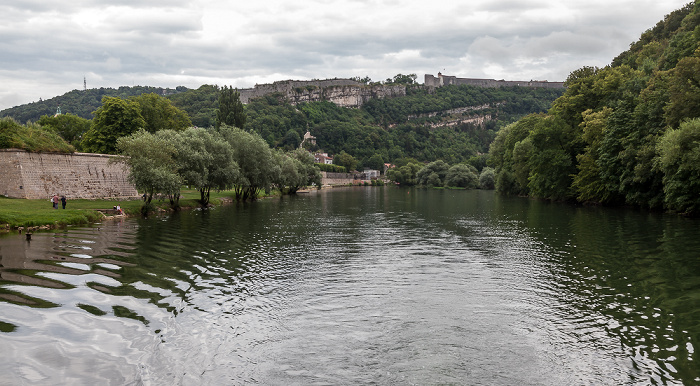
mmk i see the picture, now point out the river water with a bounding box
[1,188,699,385]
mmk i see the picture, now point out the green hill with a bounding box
[0,86,186,123]
[489,1,700,215]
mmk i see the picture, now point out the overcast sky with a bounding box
[0,0,689,111]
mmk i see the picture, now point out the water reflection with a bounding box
[0,188,699,385]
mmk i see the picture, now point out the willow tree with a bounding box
[218,125,278,200]
[116,129,181,209]
[172,127,240,206]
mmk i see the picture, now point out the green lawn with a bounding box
[0,188,269,230]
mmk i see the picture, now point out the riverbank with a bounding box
[0,189,271,234]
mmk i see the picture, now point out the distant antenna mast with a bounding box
[83,76,87,91]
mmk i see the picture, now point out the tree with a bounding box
[37,113,91,145]
[277,149,322,193]
[365,153,385,172]
[387,73,417,85]
[282,129,301,150]
[479,167,496,189]
[172,127,240,206]
[665,56,700,128]
[657,118,700,215]
[130,93,191,133]
[445,163,479,188]
[81,96,145,154]
[216,86,246,129]
[334,150,358,171]
[416,160,449,186]
[116,130,182,210]
[218,125,279,200]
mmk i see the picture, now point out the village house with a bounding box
[314,152,333,164]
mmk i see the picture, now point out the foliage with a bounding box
[218,125,279,200]
[80,96,145,154]
[479,167,496,190]
[445,163,479,188]
[488,1,700,212]
[657,118,700,215]
[0,117,75,153]
[116,130,182,208]
[216,86,246,129]
[130,93,191,133]
[168,85,219,127]
[364,153,385,172]
[315,163,346,173]
[385,162,422,186]
[277,148,322,193]
[171,127,240,206]
[416,160,449,187]
[385,73,417,85]
[37,113,91,146]
[333,150,358,171]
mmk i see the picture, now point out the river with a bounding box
[1,187,699,385]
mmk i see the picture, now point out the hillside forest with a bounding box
[488,0,700,215]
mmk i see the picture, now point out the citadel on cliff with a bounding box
[235,73,564,108]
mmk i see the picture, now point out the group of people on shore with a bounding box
[51,194,66,209]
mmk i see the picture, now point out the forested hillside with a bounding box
[0,86,186,122]
[246,85,563,166]
[489,1,700,215]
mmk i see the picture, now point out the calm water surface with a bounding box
[1,188,699,385]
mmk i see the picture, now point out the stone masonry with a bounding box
[0,149,138,199]
[424,73,566,89]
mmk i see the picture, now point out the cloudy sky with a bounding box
[0,0,689,111]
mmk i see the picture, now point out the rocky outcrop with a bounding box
[238,79,406,108]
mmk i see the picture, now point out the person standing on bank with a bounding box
[52,194,59,209]
[61,195,66,209]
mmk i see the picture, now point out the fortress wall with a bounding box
[424,74,565,89]
[0,149,138,200]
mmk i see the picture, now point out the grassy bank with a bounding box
[0,189,267,232]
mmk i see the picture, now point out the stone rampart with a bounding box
[0,149,138,199]
[424,73,565,89]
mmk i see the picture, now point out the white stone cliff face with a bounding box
[238,79,406,107]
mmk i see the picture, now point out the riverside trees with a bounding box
[487,2,700,215]
[116,125,321,209]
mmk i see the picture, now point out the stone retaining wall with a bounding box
[321,171,355,186]
[0,149,138,199]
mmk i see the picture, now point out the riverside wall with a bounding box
[321,171,355,186]
[0,149,138,200]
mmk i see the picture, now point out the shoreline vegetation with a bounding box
[0,184,390,234]
[0,188,277,234]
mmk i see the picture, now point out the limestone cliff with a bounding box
[238,79,405,107]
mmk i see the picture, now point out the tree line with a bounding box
[385,158,495,190]
[488,1,700,215]
[117,126,321,211]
